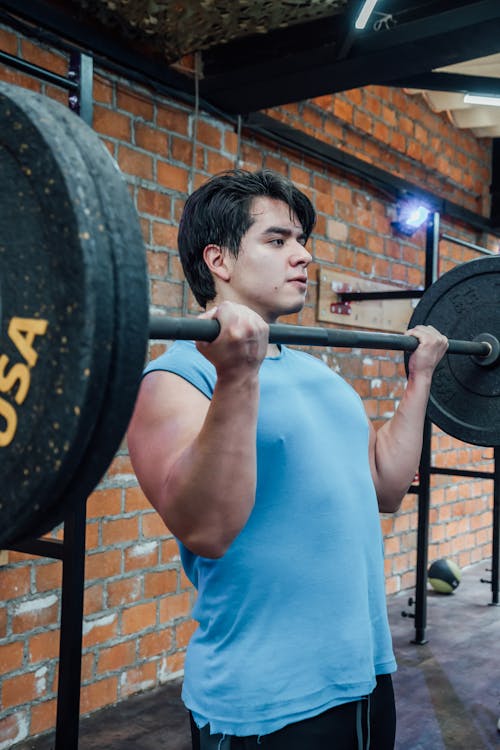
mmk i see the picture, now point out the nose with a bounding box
[291,240,312,267]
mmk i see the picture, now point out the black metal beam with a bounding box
[200,1,500,112]
[491,139,500,228]
[0,49,78,89]
[0,0,194,99]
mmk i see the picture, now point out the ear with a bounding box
[203,244,233,282]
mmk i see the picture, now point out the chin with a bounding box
[277,301,305,319]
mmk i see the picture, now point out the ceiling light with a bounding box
[355,0,380,30]
[464,94,500,107]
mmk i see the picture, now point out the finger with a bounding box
[197,306,219,320]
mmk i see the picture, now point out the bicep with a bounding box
[127,370,210,509]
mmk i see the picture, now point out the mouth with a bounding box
[288,277,308,288]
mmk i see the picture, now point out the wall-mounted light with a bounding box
[355,0,380,30]
[391,201,430,236]
[464,93,500,107]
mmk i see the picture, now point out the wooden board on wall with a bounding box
[317,270,417,333]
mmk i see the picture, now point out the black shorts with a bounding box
[190,673,396,750]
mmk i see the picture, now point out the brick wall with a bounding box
[0,24,498,748]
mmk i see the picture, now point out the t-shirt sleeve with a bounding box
[142,340,216,400]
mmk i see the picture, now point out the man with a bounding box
[127,169,448,749]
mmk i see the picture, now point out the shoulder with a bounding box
[145,340,201,372]
[144,340,216,400]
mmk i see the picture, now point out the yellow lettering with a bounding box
[0,355,30,404]
[8,317,48,367]
[0,396,17,447]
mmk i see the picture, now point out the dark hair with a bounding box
[177,169,316,308]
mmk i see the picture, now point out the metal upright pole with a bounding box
[412,211,440,643]
[412,417,432,644]
[491,447,500,605]
[54,501,87,750]
[53,51,94,750]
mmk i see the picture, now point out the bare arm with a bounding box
[368,325,448,513]
[127,302,269,558]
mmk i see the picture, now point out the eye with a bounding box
[270,238,285,246]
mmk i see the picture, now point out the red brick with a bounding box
[124,541,160,572]
[85,550,121,581]
[151,279,184,308]
[0,28,17,54]
[82,612,118,647]
[107,576,142,607]
[159,592,192,623]
[157,162,190,193]
[0,565,30,599]
[139,628,173,658]
[0,711,28,747]
[30,698,57,736]
[93,106,131,140]
[137,187,171,218]
[151,222,178,249]
[80,676,119,714]
[122,601,158,634]
[135,122,168,154]
[102,517,140,545]
[97,640,136,673]
[93,74,113,104]
[3,670,42,707]
[87,488,122,519]
[34,561,62,592]
[12,595,59,633]
[124,485,150,513]
[117,87,154,120]
[144,569,178,598]
[117,145,153,180]
[175,619,197,648]
[0,640,24,673]
[156,104,189,134]
[28,630,60,664]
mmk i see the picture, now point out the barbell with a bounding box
[1,82,500,546]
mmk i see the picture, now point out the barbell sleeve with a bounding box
[148,316,493,358]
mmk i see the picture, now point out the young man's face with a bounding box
[223,196,312,323]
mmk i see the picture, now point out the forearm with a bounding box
[373,371,433,512]
[160,373,260,557]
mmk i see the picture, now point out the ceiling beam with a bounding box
[200,0,500,113]
[391,72,500,96]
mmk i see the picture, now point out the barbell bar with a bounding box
[2,81,500,547]
[148,315,496,359]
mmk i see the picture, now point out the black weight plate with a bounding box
[0,83,115,545]
[21,93,149,538]
[406,255,500,447]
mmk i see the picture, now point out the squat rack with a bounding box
[409,216,499,642]
[339,213,500,641]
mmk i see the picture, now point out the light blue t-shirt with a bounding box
[144,341,396,736]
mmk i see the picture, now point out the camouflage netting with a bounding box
[71,0,346,62]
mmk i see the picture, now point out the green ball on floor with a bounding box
[428,558,462,594]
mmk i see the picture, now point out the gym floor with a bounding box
[14,560,500,750]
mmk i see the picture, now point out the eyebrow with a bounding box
[261,225,307,242]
